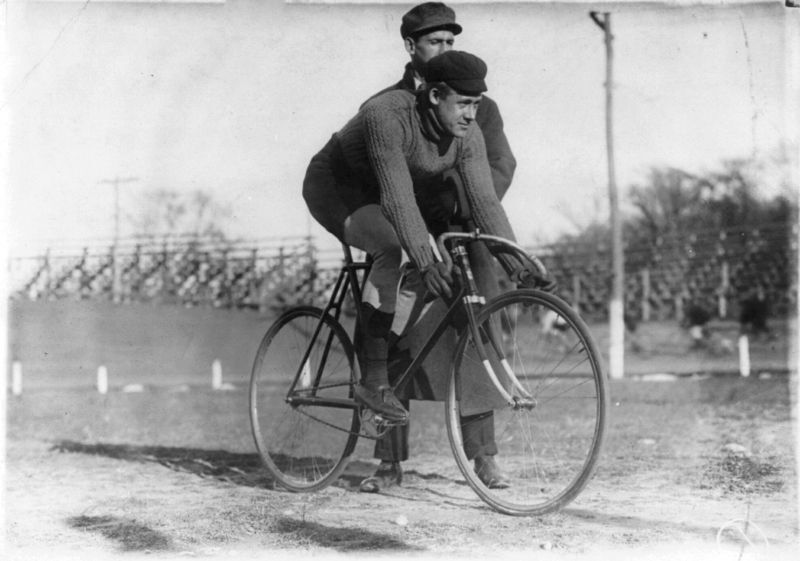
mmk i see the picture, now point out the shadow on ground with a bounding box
[274,516,424,552]
[50,440,461,492]
[67,515,172,552]
[66,512,423,554]
[52,440,275,487]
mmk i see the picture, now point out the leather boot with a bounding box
[359,461,403,493]
[353,384,408,423]
[474,455,511,489]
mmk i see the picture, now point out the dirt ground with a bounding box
[4,301,799,559]
[5,374,799,561]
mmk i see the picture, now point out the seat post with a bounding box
[341,243,354,265]
[341,243,366,323]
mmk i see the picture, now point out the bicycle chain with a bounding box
[293,403,398,441]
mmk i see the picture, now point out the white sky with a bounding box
[2,0,798,256]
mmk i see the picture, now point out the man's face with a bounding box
[429,88,481,138]
[406,30,455,69]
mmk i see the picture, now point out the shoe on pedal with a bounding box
[474,455,511,489]
[359,461,403,493]
[353,384,408,424]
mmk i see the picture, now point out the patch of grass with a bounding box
[700,453,785,496]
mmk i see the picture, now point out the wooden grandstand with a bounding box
[9,224,795,321]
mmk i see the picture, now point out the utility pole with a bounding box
[590,11,624,380]
[100,176,139,303]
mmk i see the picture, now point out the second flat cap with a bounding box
[400,2,462,38]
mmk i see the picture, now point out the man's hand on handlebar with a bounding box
[511,267,558,293]
[421,262,454,299]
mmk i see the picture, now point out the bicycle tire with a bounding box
[445,289,608,515]
[249,306,360,492]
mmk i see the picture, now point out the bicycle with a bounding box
[249,230,609,516]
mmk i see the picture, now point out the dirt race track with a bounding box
[5,375,799,561]
[4,301,800,560]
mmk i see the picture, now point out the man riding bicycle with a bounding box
[302,50,536,490]
[358,1,519,493]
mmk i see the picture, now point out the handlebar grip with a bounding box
[435,231,549,279]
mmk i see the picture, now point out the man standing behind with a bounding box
[358,2,517,494]
[371,2,516,199]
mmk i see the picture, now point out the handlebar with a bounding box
[435,230,548,279]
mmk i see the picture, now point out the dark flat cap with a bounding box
[400,2,462,39]
[423,51,487,96]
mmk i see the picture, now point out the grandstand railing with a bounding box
[8,223,795,321]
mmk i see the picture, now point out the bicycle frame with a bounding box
[285,231,549,417]
[283,245,369,411]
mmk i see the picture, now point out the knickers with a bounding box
[343,204,403,317]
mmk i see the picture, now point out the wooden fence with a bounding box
[8,224,796,321]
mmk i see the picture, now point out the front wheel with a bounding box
[249,306,360,492]
[445,289,608,515]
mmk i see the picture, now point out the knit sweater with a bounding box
[366,63,517,199]
[332,90,516,271]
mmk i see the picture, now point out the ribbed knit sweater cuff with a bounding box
[407,243,436,271]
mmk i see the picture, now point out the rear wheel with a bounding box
[446,289,608,515]
[249,306,360,491]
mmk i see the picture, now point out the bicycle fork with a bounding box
[450,243,536,411]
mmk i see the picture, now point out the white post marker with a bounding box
[97,365,109,394]
[11,361,23,396]
[738,335,751,378]
[609,299,625,379]
[212,359,223,390]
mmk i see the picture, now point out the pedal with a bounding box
[360,408,381,438]
[359,408,407,438]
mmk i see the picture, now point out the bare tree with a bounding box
[130,189,232,243]
[628,167,705,239]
